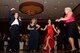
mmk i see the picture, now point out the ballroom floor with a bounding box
[0,50,80,53]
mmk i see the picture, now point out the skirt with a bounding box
[66,21,79,38]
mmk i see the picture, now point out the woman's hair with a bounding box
[31,18,37,24]
[65,7,72,12]
[11,10,16,16]
[47,19,53,25]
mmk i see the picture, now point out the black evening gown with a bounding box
[28,25,39,51]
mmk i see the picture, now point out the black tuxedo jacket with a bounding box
[8,10,22,27]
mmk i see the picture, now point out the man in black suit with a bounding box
[8,8,22,52]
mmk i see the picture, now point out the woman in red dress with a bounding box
[41,19,59,51]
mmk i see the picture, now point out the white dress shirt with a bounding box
[11,19,19,26]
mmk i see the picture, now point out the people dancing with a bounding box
[27,18,40,52]
[41,19,59,51]
[56,7,79,52]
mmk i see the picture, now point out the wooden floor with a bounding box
[0,50,80,53]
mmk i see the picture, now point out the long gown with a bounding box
[28,24,39,51]
[44,25,54,50]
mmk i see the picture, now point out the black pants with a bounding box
[8,25,19,51]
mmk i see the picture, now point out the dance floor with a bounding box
[0,50,80,53]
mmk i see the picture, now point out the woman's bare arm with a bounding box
[60,12,72,21]
[41,25,47,31]
[52,24,58,33]
[27,25,34,30]
[36,24,40,30]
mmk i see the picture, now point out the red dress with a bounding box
[44,25,54,49]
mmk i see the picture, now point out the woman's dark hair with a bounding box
[46,19,53,25]
[11,10,19,18]
[11,10,19,15]
[11,10,16,16]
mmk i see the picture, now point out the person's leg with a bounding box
[47,40,51,51]
[11,26,19,51]
[47,37,51,51]
[68,37,76,51]
[78,39,80,48]
[15,33,19,50]
[27,34,34,52]
[44,36,52,51]
[8,27,14,51]
[14,38,19,51]
[44,38,48,49]
[44,36,50,50]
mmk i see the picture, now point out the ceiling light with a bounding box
[19,2,44,16]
